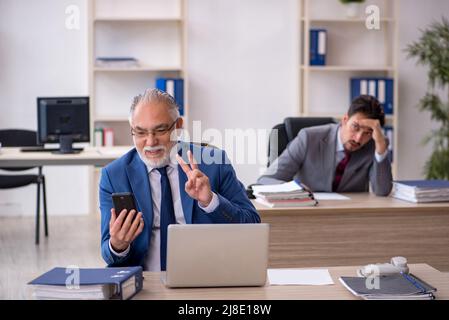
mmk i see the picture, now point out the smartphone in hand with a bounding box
[112,192,137,216]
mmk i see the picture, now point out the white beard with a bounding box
[137,144,176,168]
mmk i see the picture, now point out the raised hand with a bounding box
[358,118,387,155]
[176,150,213,207]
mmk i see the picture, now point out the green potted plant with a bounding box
[405,17,449,179]
[339,0,366,18]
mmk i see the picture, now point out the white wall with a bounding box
[187,0,299,186]
[0,0,90,216]
[396,0,449,179]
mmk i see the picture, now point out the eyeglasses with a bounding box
[131,118,178,138]
[349,122,373,138]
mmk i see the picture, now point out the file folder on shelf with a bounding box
[350,77,394,114]
[156,77,184,116]
[310,29,327,66]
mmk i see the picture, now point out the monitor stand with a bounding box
[52,135,81,154]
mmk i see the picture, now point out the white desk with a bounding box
[0,146,131,167]
[0,146,131,216]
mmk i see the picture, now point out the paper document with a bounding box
[252,181,303,194]
[313,193,350,200]
[268,269,334,286]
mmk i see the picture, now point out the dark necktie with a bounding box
[156,166,176,271]
[332,151,351,192]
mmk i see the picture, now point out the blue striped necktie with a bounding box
[156,166,177,271]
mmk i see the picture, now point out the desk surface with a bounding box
[0,146,131,167]
[135,264,449,300]
[253,192,449,215]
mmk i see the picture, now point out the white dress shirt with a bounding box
[109,152,219,271]
[335,127,387,167]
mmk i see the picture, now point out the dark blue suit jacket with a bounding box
[99,142,260,268]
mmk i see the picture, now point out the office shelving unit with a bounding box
[87,0,188,147]
[299,0,399,176]
[87,0,188,214]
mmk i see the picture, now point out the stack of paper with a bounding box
[95,57,139,68]
[391,180,449,203]
[339,273,437,300]
[268,269,334,285]
[252,180,317,208]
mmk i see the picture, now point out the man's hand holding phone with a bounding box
[109,208,144,253]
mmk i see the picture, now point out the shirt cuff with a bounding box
[375,149,389,163]
[109,239,130,257]
[198,192,219,213]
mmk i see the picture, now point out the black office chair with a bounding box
[266,117,337,167]
[0,129,48,245]
[246,117,337,199]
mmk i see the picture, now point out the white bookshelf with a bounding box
[88,0,188,147]
[299,0,399,177]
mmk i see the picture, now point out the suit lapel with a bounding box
[177,142,194,224]
[126,153,153,229]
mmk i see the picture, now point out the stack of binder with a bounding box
[94,127,114,147]
[28,266,143,300]
[391,180,449,203]
[339,273,437,300]
[350,77,394,114]
[252,180,317,208]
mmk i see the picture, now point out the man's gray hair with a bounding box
[129,88,180,123]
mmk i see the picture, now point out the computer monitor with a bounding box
[37,97,90,154]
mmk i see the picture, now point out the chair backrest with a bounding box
[0,129,39,171]
[0,129,38,147]
[266,123,289,168]
[266,117,336,167]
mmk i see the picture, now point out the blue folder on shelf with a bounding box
[350,77,394,114]
[28,266,143,300]
[156,77,184,115]
[310,29,327,66]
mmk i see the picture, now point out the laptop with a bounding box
[162,223,270,288]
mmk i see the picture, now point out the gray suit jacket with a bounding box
[257,123,392,196]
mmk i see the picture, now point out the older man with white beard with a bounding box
[99,88,260,271]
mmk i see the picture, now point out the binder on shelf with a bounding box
[28,266,143,300]
[350,77,394,115]
[94,128,104,147]
[310,29,327,66]
[156,77,184,116]
[103,128,114,147]
[380,78,394,114]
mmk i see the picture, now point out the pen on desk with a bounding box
[401,272,427,293]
